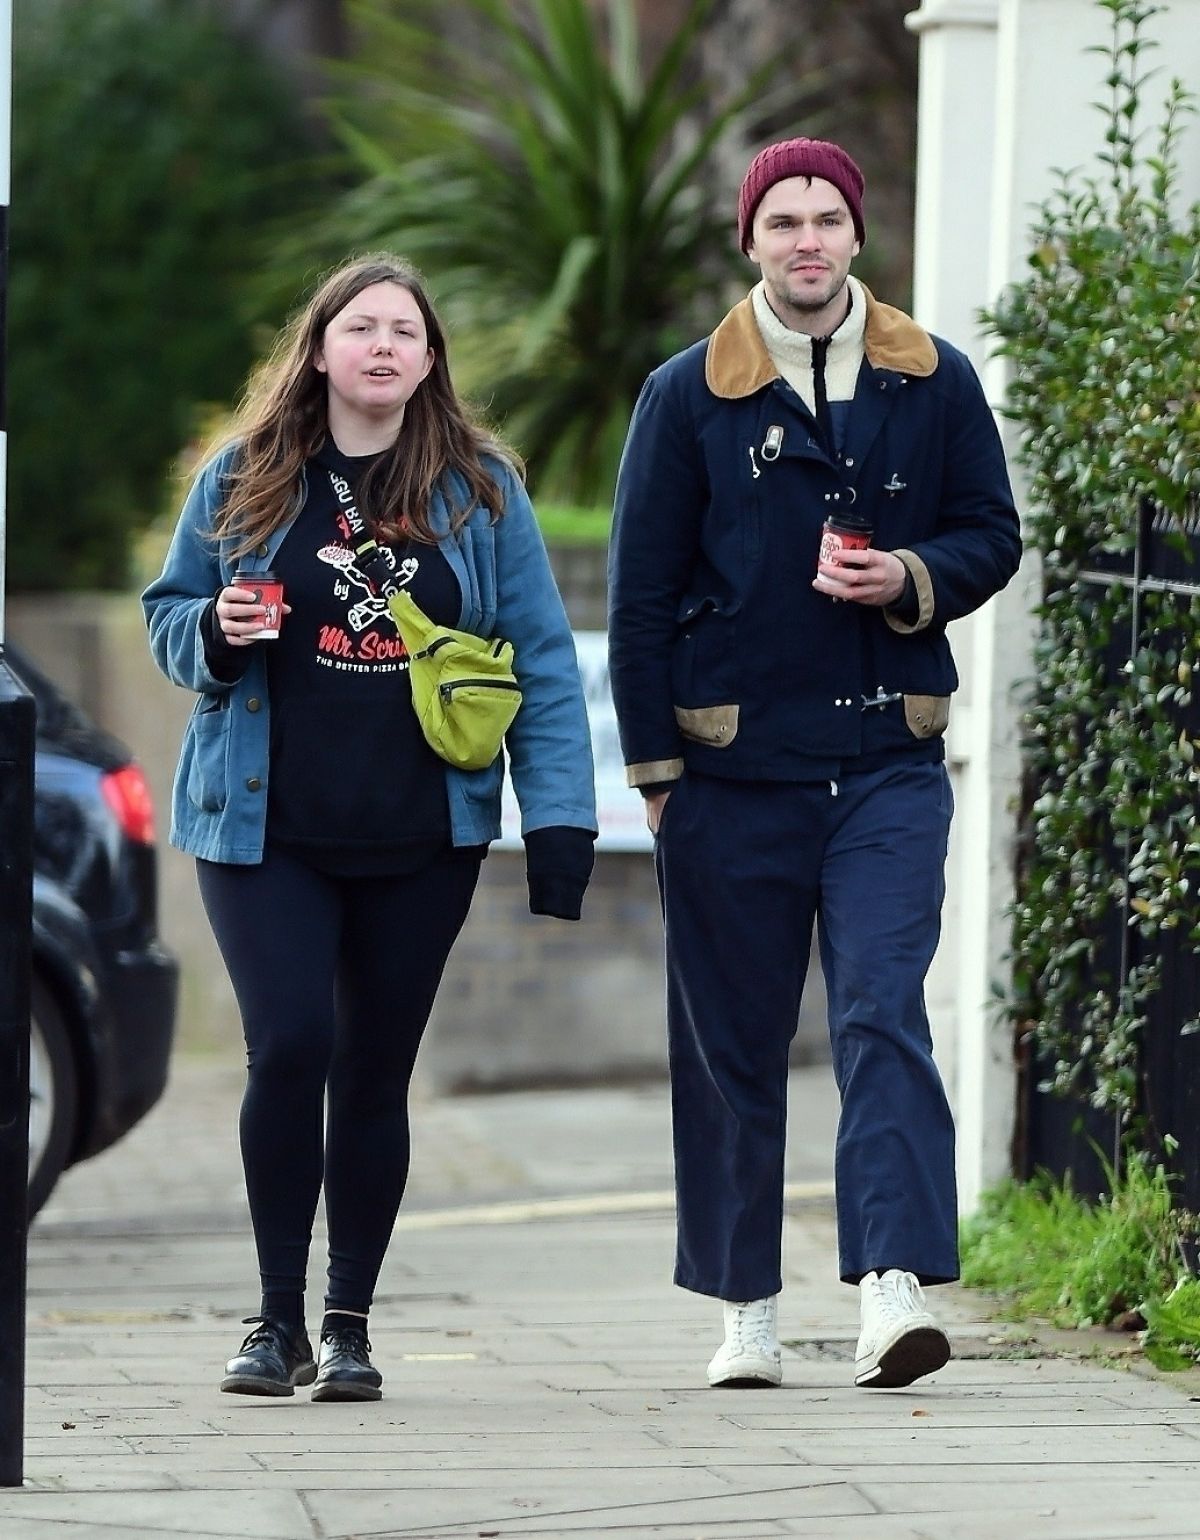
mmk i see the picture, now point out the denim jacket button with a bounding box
[246,776,262,792]
[246,698,261,713]
[256,542,269,557]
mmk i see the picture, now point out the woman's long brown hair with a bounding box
[211,254,520,554]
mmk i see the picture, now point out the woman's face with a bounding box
[313,281,434,427]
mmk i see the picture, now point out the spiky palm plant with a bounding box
[321,0,820,502]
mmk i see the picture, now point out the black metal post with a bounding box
[0,661,31,1490]
[0,0,28,1488]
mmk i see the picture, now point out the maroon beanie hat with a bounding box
[737,137,866,253]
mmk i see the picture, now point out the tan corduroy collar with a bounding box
[705,281,939,399]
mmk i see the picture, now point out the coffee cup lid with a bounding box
[824,511,873,533]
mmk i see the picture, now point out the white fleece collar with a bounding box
[751,274,867,415]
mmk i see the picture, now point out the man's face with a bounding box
[747,176,860,329]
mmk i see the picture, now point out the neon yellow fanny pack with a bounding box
[385,587,522,771]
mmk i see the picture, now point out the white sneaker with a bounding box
[854,1269,951,1388]
[706,1296,783,1387]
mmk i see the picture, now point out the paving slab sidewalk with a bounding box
[4,1057,1200,1539]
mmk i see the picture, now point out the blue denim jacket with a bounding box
[142,445,597,863]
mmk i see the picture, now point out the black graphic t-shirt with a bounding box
[265,438,464,874]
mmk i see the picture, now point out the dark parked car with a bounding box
[10,643,179,1215]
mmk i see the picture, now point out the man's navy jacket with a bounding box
[607,286,1023,786]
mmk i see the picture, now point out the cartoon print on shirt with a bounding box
[316,543,417,632]
[312,540,420,672]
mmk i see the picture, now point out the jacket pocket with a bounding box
[461,751,504,805]
[186,703,231,812]
[672,596,739,707]
[673,704,739,748]
[903,694,950,740]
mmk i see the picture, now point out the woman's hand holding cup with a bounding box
[217,573,290,645]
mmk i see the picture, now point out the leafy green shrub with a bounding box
[8,0,315,590]
[983,0,1200,1116]
[310,0,818,504]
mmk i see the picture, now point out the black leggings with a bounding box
[197,845,481,1316]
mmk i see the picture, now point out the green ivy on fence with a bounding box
[984,0,1200,1118]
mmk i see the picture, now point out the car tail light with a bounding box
[101,764,157,845]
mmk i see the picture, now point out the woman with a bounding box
[143,254,597,1402]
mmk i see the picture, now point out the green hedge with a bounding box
[984,0,1200,1119]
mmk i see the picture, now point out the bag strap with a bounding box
[327,468,400,597]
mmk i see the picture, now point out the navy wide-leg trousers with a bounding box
[654,762,959,1301]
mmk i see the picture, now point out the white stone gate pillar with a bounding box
[905,0,1017,1219]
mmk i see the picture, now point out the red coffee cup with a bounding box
[819,511,874,569]
[232,568,285,640]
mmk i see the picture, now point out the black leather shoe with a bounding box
[220,1317,316,1396]
[311,1326,383,1402]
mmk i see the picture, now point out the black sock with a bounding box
[322,1308,369,1338]
[261,1291,305,1333]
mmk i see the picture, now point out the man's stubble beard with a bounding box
[768,268,849,320]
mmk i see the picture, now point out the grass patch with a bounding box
[534,504,611,547]
[1145,1279,1200,1370]
[960,1157,1200,1365]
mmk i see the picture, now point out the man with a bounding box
[607,138,1021,1390]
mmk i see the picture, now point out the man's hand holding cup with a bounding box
[814,514,905,607]
[813,546,907,607]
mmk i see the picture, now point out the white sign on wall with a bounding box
[499,630,653,852]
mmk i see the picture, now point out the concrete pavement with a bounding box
[5,1057,1200,1538]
